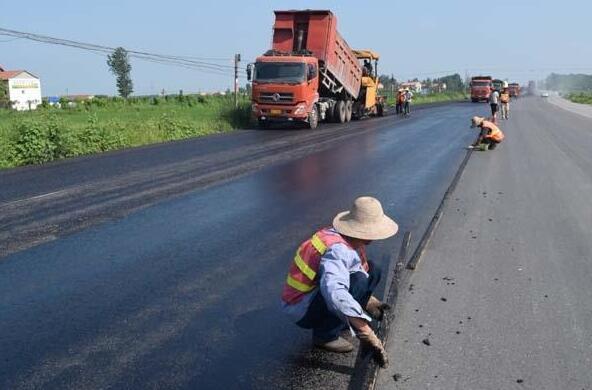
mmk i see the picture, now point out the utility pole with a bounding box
[234,53,241,108]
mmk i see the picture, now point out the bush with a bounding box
[158,113,194,140]
[79,114,126,153]
[10,119,57,165]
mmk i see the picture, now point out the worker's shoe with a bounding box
[365,296,390,321]
[313,337,354,353]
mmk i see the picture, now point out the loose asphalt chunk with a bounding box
[422,338,431,346]
[393,373,402,382]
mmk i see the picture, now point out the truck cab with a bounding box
[508,83,520,98]
[470,76,493,102]
[250,53,319,127]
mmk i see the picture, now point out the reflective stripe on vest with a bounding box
[294,252,316,281]
[286,274,315,293]
[281,228,349,304]
[310,234,328,255]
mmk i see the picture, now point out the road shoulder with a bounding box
[547,93,592,120]
[375,98,592,389]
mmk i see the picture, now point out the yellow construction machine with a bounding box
[352,49,385,118]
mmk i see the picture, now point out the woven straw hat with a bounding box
[471,116,485,128]
[333,196,398,240]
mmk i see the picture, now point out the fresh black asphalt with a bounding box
[1,103,481,389]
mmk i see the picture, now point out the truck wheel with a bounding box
[336,100,346,123]
[345,100,353,122]
[307,105,319,129]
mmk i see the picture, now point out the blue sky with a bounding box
[1,0,591,96]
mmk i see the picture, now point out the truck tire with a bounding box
[307,105,319,129]
[345,100,353,122]
[336,100,346,123]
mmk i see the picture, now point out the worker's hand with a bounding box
[365,296,391,321]
[357,327,388,368]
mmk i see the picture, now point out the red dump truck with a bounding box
[470,76,493,102]
[247,10,383,129]
[508,83,520,98]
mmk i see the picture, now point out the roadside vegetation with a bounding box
[566,92,592,105]
[0,94,250,169]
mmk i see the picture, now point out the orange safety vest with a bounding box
[500,92,510,103]
[281,228,368,305]
[482,120,505,142]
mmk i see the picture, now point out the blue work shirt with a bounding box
[282,231,372,323]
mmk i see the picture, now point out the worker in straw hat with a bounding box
[281,196,398,367]
[469,116,505,150]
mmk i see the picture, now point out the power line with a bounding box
[0,27,247,77]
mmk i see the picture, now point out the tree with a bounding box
[107,47,133,98]
[435,73,465,92]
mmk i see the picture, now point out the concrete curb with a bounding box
[348,138,476,390]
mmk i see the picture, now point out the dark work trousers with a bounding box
[404,101,410,115]
[296,261,382,342]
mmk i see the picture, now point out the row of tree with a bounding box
[545,73,592,92]
[378,73,465,92]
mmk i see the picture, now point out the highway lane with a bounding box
[0,104,462,258]
[0,103,480,389]
[376,97,592,389]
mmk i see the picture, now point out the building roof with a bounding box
[0,70,37,80]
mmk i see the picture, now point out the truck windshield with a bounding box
[255,63,306,83]
[472,81,490,87]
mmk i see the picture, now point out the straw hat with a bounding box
[333,196,398,240]
[471,116,485,128]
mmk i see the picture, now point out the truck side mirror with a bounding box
[246,64,253,81]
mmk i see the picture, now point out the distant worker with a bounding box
[281,196,398,367]
[489,86,500,122]
[404,88,413,116]
[396,88,405,115]
[500,87,511,120]
[469,116,505,150]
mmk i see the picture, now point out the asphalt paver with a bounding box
[376,97,592,389]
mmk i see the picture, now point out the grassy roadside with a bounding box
[566,92,592,105]
[0,95,250,169]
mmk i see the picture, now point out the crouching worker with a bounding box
[469,116,505,150]
[281,196,398,367]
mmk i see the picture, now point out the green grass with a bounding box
[567,92,592,105]
[0,94,251,169]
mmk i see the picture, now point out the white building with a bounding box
[400,81,422,93]
[0,65,42,111]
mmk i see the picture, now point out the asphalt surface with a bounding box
[376,97,592,389]
[0,103,480,390]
